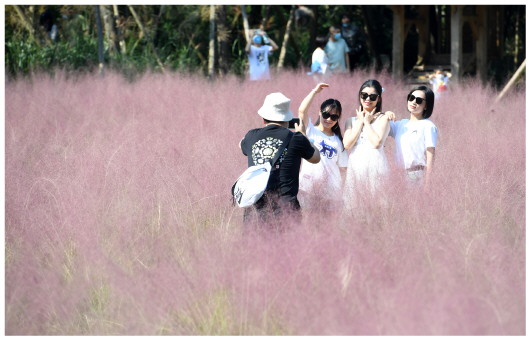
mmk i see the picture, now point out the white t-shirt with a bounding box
[324,39,350,73]
[311,48,328,74]
[248,45,273,81]
[299,121,348,198]
[389,119,438,169]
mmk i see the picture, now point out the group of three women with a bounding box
[296,79,438,213]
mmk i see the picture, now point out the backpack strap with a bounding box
[269,129,294,167]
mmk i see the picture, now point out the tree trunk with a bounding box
[128,5,166,73]
[12,5,39,45]
[307,5,318,61]
[208,5,216,80]
[95,5,105,75]
[496,59,526,103]
[261,5,271,29]
[362,6,382,69]
[152,5,166,44]
[113,5,126,54]
[100,5,118,56]
[390,5,405,79]
[514,7,520,67]
[278,5,296,69]
[241,5,251,44]
[216,5,230,76]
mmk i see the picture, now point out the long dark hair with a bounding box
[315,98,344,146]
[407,85,435,119]
[358,79,383,113]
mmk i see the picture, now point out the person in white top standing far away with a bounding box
[307,36,330,81]
[245,29,278,81]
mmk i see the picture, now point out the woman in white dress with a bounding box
[297,83,349,212]
[342,79,392,212]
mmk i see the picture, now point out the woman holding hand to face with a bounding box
[342,79,392,212]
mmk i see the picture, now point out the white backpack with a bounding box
[232,131,293,208]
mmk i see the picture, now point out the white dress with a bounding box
[343,115,389,211]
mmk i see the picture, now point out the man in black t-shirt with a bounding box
[240,92,320,227]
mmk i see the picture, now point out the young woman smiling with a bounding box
[388,85,438,188]
[342,79,392,213]
[297,83,348,212]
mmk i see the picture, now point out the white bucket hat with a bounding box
[257,92,293,122]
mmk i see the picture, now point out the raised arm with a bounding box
[342,106,364,150]
[268,37,279,52]
[298,83,329,131]
[245,40,252,54]
[259,30,278,52]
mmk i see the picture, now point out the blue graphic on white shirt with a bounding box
[319,139,338,159]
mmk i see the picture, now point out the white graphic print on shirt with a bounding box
[251,137,287,165]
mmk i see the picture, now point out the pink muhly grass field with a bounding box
[5,70,525,335]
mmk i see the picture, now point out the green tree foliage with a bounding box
[4,5,525,86]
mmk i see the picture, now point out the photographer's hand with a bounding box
[294,120,306,136]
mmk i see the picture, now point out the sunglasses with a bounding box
[360,92,379,101]
[321,111,340,121]
[408,94,425,105]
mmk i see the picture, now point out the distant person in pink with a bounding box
[388,85,438,188]
[245,30,278,81]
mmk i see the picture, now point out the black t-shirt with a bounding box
[241,124,315,200]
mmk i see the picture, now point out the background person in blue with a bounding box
[325,25,350,74]
[245,30,278,81]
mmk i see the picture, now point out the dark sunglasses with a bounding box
[321,111,340,121]
[360,92,379,101]
[408,94,425,105]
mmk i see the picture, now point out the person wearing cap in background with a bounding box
[245,29,279,81]
[239,92,320,228]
